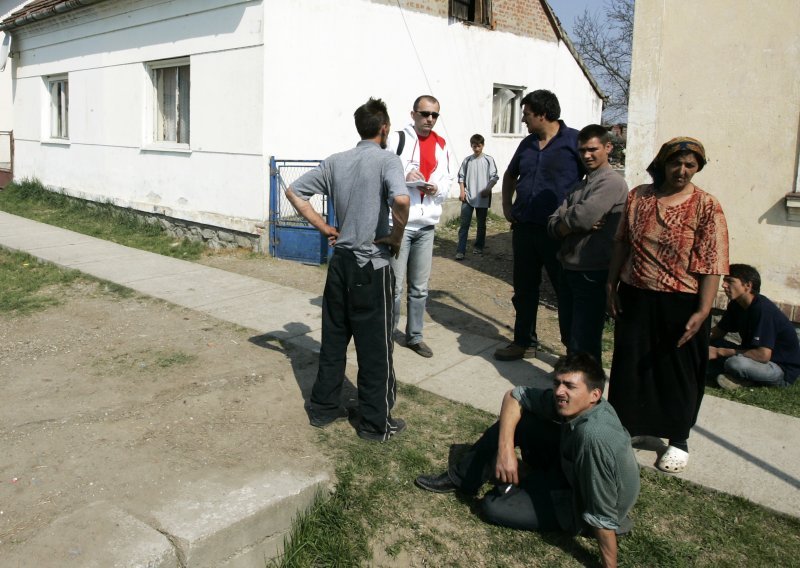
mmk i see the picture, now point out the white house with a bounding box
[1,0,602,246]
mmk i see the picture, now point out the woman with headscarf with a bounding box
[606,137,729,473]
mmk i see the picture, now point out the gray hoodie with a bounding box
[547,166,628,271]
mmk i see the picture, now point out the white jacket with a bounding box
[386,124,454,230]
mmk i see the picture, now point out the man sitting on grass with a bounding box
[709,263,800,389]
[415,353,639,568]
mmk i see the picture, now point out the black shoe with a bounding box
[307,406,349,429]
[357,418,407,442]
[415,472,457,493]
[407,341,433,358]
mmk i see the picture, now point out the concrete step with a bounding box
[4,471,329,568]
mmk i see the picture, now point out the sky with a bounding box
[546,0,601,40]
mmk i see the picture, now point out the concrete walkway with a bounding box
[2,211,799,565]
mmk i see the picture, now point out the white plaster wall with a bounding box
[626,0,800,305]
[1,1,26,166]
[10,0,266,230]
[9,0,601,232]
[263,0,601,193]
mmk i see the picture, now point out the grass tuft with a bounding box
[0,178,205,260]
[0,249,81,314]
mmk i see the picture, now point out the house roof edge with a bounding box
[540,0,606,101]
[0,0,107,32]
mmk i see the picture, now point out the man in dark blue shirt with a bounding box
[709,264,800,389]
[495,90,585,361]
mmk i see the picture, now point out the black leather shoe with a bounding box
[415,472,457,493]
[307,406,349,429]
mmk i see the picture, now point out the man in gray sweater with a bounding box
[547,124,628,364]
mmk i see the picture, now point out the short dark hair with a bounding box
[354,97,390,139]
[728,264,762,294]
[470,133,485,145]
[553,352,606,393]
[413,95,439,111]
[578,124,611,145]
[520,89,561,121]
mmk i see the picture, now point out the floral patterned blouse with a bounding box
[616,184,729,294]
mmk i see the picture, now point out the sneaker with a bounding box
[455,252,465,261]
[473,248,483,255]
[357,418,407,442]
[493,343,536,361]
[306,406,349,429]
[716,373,756,390]
[407,341,433,358]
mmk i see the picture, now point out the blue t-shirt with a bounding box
[507,121,585,225]
[718,294,800,384]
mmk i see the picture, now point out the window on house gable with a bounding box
[148,59,190,145]
[492,84,524,135]
[48,76,69,139]
[450,0,492,27]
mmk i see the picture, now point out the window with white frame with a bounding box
[492,84,524,135]
[148,58,190,145]
[47,76,69,139]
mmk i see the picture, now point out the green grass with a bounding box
[155,350,196,368]
[0,178,204,260]
[270,384,800,567]
[442,209,506,231]
[0,249,81,314]
[706,381,800,418]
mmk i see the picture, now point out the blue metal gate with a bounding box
[268,157,333,264]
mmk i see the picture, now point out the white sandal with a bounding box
[656,446,689,473]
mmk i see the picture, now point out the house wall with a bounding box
[1,1,23,172]
[263,0,601,194]
[626,0,800,312]
[10,0,265,232]
[8,0,601,235]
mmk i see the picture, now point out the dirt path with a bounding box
[0,282,326,551]
[199,216,564,355]
[0,216,563,554]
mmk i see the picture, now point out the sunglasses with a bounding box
[415,111,440,119]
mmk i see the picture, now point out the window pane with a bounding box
[156,67,177,141]
[492,87,515,134]
[177,65,190,144]
[154,64,189,144]
[49,79,68,139]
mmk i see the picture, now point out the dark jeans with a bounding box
[310,249,397,434]
[512,223,562,348]
[558,269,608,364]
[448,413,570,532]
[456,202,488,253]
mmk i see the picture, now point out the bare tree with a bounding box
[572,0,633,124]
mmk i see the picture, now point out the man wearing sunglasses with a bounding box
[386,95,455,358]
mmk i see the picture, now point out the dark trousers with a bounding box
[609,283,708,441]
[512,223,562,348]
[448,413,569,532]
[310,249,397,434]
[558,269,608,364]
[456,202,488,253]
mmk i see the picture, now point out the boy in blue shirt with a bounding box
[709,264,800,389]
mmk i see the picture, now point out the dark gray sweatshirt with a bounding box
[547,166,628,271]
